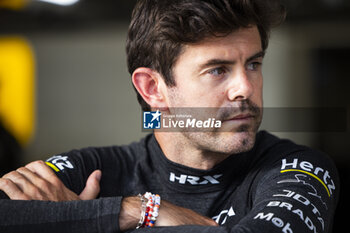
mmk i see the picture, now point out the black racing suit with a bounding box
[0,131,339,233]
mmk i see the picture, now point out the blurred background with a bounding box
[0,0,349,232]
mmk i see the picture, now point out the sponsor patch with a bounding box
[280,158,335,197]
[169,172,222,185]
[46,155,74,172]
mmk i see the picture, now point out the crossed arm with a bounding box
[0,161,217,231]
[0,153,338,233]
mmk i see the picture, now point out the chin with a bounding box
[214,131,257,154]
[183,130,257,155]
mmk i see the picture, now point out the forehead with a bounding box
[177,26,262,64]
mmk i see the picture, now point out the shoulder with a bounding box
[252,131,339,202]
[245,132,339,233]
[253,131,337,171]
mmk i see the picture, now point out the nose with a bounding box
[227,69,253,101]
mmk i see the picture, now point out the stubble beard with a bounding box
[181,114,262,155]
[167,88,263,156]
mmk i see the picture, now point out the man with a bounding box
[0,0,339,232]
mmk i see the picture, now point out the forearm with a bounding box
[0,197,122,233]
[130,225,227,233]
[119,195,218,232]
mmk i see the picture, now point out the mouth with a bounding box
[223,114,255,122]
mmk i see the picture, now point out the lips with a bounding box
[224,114,254,121]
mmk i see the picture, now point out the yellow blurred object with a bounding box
[0,0,29,10]
[0,37,35,146]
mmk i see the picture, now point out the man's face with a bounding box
[164,26,263,154]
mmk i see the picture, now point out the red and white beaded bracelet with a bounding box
[136,192,161,229]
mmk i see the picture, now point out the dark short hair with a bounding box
[126,0,286,111]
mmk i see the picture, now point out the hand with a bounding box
[0,160,101,201]
[119,196,218,231]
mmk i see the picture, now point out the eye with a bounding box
[208,67,227,77]
[246,62,262,71]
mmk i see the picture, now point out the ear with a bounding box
[132,67,168,110]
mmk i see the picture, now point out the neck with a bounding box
[154,132,230,170]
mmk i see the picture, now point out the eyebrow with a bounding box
[198,51,265,72]
[247,51,265,62]
[246,51,265,63]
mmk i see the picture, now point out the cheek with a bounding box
[189,89,223,107]
[208,91,227,106]
[217,91,225,100]
[253,80,263,105]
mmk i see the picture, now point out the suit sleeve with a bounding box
[226,148,339,233]
[44,148,103,195]
[0,149,124,233]
[126,149,339,233]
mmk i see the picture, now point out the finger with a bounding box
[79,170,101,200]
[16,167,42,182]
[16,167,50,195]
[0,178,29,200]
[3,170,34,193]
[25,160,60,185]
[3,170,46,200]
